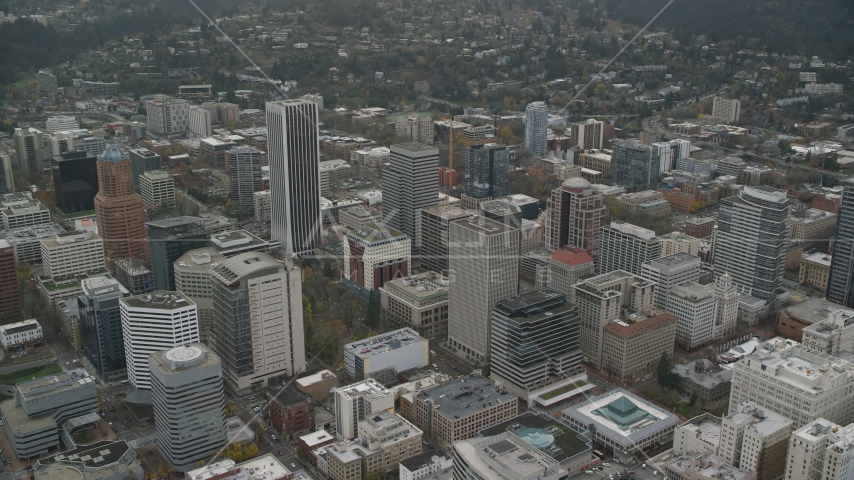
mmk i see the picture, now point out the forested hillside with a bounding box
[605,0,854,60]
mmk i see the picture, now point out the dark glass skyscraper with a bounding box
[611,139,661,192]
[146,216,208,291]
[52,151,98,213]
[79,276,130,383]
[827,179,854,307]
[464,144,509,200]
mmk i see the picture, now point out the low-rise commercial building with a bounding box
[0,319,43,349]
[402,374,518,450]
[789,209,837,248]
[561,389,678,462]
[344,327,428,383]
[266,386,313,442]
[0,369,98,458]
[776,296,847,341]
[33,440,144,480]
[295,370,338,401]
[182,454,292,480]
[685,216,716,239]
[339,205,382,231]
[653,451,756,480]
[399,449,452,480]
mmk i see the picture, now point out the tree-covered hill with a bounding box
[605,0,854,60]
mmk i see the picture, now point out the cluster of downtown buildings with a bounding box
[3,93,854,480]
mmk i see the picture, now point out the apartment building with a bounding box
[333,378,394,440]
[145,98,190,135]
[729,338,854,428]
[712,97,741,123]
[395,114,434,144]
[139,170,175,210]
[573,270,656,368]
[544,177,607,259]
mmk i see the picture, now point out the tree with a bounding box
[656,352,679,389]
[365,290,380,331]
[224,402,238,417]
[322,261,334,278]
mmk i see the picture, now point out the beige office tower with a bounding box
[210,252,305,395]
[447,216,518,364]
[173,247,227,346]
[712,273,740,340]
[573,270,656,368]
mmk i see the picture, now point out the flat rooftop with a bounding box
[295,369,337,388]
[347,224,407,243]
[646,252,701,268]
[0,399,55,434]
[563,389,677,447]
[421,203,472,220]
[345,327,425,360]
[494,289,573,323]
[146,216,204,229]
[18,368,92,400]
[479,412,590,463]
[783,296,847,324]
[400,449,452,472]
[453,215,518,235]
[416,374,515,419]
[390,142,437,154]
[803,252,832,267]
[337,378,390,400]
[120,291,195,310]
[209,229,267,253]
[381,271,450,300]
[39,440,130,469]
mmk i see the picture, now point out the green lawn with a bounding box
[0,364,63,385]
[539,380,589,400]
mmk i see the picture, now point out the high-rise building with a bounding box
[568,119,604,150]
[611,139,660,192]
[333,378,394,439]
[210,252,305,395]
[253,190,271,223]
[40,231,105,280]
[419,204,473,274]
[719,400,792,480]
[379,271,449,338]
[114,258,152,295]
[120,291,200,392]
[464,144,509,200]
[712,273,740,340]
[712,97,741,123]
[146,216,207,291]
[79,276,131,382]
[51,151,98,213]
[266,100,321,255]
[544,177,607,259]
[490,289,583,400]
[651,139,691,173]
[394,114,434,144]
[715,186,789,301]
[447,216,519,363]
[150,344,226,471]
[786,419,854,480]
[94,145,148,270]
[827,179,854,308]
[729,338,854,428]
[384,143,439,250]
[36,69,58,93]
[227,146,262,209]
[667,282,718,351]
[343,224,411,291]
[640,253,701,311]
[0,151,13,194]
[127,148,162,189]
[658,231,700,256]
[145,99,190,135]
[0,240,22,324]
[14,127,45,174]
[573,270,656,368]
[188,105,212,137]
[45,115,78,134]
[536,246,595,299]
[174,248,227,346]
[524,101,548,157]
[598,221,662,275]
[139,170,175,210]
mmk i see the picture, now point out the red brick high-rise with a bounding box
[0,239,22,324]
[94,144,148,270]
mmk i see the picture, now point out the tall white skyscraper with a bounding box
[210,252,305,395]
[447,216,519,363]
[120,291,200,392]
[524,101,548,157]
[715,186,789,301]
[266,100,321,256]
[383,143,439,250]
